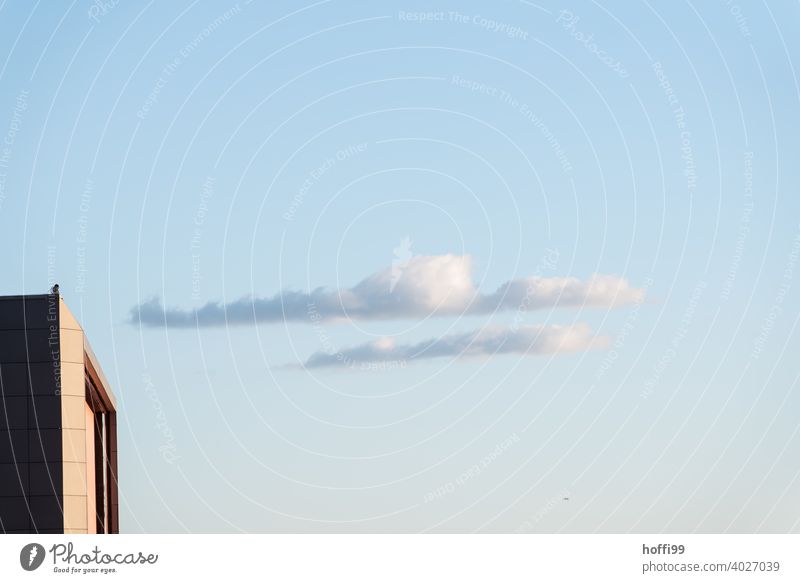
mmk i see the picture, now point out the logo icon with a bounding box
[390,236,414,292]
[20,543,46,571]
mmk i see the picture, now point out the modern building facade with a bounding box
[0,293,118,534]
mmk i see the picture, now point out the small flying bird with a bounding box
[50,284,59,295]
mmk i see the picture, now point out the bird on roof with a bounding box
[51,284,59,295]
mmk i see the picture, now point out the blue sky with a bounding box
[1,0,799,532]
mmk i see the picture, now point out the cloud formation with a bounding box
[302,323,609,368]
[131,254,645,327]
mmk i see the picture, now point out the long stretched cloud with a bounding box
[130,254,645,327]
[302,323,609,368]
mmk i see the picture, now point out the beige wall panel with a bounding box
[59,362,85,398]
[62,429,86,463]
[63,495,88,530]
[63,462,87,497]
[59,329,84,365]
[61,395,85,430]
[58,300,82,332]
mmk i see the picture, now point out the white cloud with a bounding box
[131,254,645,327]
[482,273,646,311]
[302,323,609,368]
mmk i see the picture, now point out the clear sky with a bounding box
[1,0,799,533]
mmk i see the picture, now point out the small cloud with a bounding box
[130,254,645,327]
[301,322,609,368]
